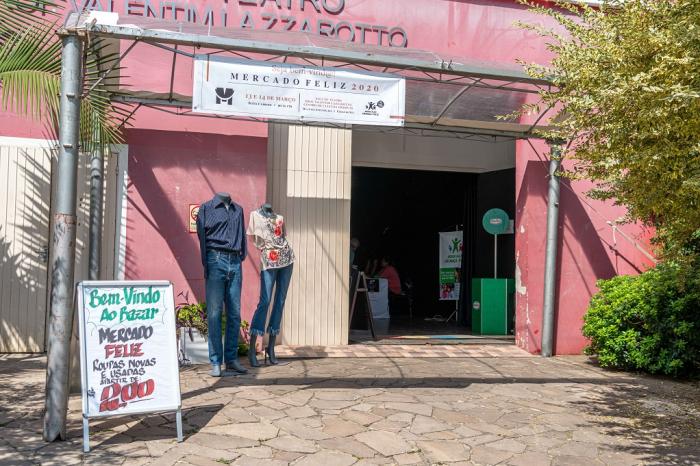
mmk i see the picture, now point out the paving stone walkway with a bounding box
[1,352,698,465]
[274,344,530,358]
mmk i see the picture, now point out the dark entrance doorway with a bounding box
[350,166,516,341]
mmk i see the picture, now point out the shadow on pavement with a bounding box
[572,383,700,466]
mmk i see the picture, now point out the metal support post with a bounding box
[494,234,498,279]
[82,415,90,452]
[541,141,562,357]
[43,34,83,442]
[88,136,104,280]
[176,409,184,442]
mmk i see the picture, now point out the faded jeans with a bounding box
[205,250,242,365]
[250,264,293,337]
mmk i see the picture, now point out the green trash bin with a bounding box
[471,278,514,335]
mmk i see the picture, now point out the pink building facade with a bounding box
[0,0,654,354]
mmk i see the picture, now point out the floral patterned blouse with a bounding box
[246,210,295,270]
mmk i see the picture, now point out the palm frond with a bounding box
[0,6,137,151]
[0,29,136,148]
[80,37,134,151]
[0,21,61,120]
[0,0,63,40]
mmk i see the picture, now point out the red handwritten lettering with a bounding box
[99,379,156,412]
[104,343,144,358]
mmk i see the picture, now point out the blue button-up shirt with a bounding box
[196,197,247,274]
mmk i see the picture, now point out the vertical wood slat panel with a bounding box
[101,150,118,280]
[10,146,21,352]
[0,146,9,351]
[0,140,121,352]
[34,147,52,351]
[0,144,53,352]
[286,126,350,201]
[25,147,40,351]
[0,146,17,351]
[3,146,17,351]
[268,124,350,346]
[15,148,29,352]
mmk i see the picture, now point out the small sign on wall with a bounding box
[189,204,200,233]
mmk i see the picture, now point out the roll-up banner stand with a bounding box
[76,281,183,452]
[438,231,463,301]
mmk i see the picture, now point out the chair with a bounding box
[389,278,413,320]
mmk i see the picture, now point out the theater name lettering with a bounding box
[73,0,409,47]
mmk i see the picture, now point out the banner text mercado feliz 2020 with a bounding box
[192,56,406,126]
[79,282,180,418]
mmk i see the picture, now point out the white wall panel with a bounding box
[0,144,52,352]
[0,138,124,353]
[268,124,350,346]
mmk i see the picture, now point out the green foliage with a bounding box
[583,263,700,377]
[519,0,700,264]
[238,320,250,356]
[175,292,251,356]
[176,300,208,338]
[0,0,59,39]
[0,0,134,152]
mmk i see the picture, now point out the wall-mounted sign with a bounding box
[438,231,463,301]
[192,56,405,127]
[189,204,200,233]
[77,281,182,451]
[78,1,408,48]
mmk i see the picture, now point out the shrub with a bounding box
[582,263,700,377]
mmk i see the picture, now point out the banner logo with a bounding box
[215,87,235,105]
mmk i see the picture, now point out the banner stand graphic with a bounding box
[438,231,463,323]
[76,281,183,453]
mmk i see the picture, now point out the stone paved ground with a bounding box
[1,351,698,466]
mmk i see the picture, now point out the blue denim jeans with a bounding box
[250,264,293,337]
[205,250,242,365]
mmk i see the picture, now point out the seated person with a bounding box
[377,255,402,296]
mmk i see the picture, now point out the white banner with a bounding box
[192,56,405,126]
[439,231,463,301]
[78,281,181,418]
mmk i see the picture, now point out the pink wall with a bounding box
[124,129,267,323]
[514,139,655,354]
[0,110,53,139]
[0,0,655,353]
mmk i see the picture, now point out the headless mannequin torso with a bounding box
[260,203,274,218]
[216,192,232,210]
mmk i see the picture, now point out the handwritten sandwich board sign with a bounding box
[76,280,183,452]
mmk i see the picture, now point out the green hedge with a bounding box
[582,264,700,377]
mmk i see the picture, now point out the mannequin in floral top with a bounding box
[246,203,295,366]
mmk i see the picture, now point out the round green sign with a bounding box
[482,208,510,235]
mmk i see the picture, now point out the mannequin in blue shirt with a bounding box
[196,192,248,377]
